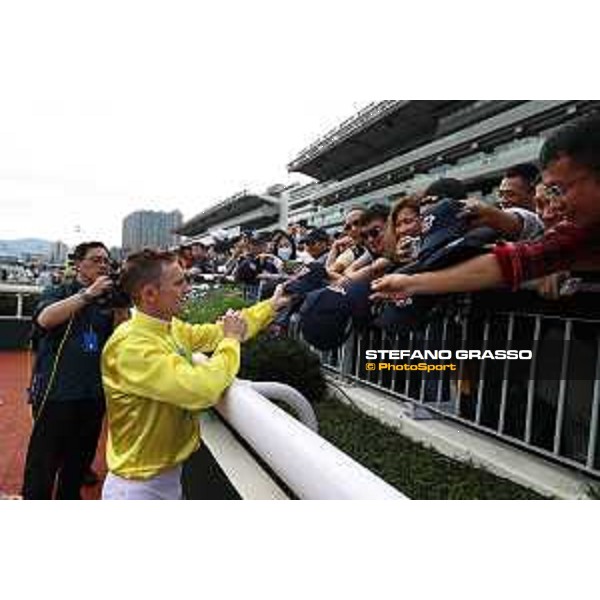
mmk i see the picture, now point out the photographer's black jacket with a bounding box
[29,280,115,405]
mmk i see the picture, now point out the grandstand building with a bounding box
[177,101,600,240]
[287,100,600,232]
[176,185,292,241]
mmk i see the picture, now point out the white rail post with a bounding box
[213,379,407,500]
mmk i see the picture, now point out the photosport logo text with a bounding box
[363,348,533,373]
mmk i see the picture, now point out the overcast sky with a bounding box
[0,4,369,247]
[1,3,589,249]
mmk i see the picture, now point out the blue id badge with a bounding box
[82,330,99,353]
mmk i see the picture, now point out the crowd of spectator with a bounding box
[0,263,70,286]
[157,114,600,351]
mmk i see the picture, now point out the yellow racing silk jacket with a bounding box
[101,301,274,479]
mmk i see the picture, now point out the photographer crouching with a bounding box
[22,241,130,500]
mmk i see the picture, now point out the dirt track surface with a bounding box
[0,351,106,500]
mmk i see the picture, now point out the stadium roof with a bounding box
[303,100,598,207]
[287,101,526,182]
[176,190,281,237]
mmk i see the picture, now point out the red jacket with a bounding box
[493,221,600,290]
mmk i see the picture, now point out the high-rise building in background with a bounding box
[109,246,123,261]
[122,210,183,254]
[49,240,69,264]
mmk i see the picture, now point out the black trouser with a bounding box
[22,399,105,500]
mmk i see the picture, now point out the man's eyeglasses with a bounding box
[543,174,592,200]
[363,226,383,240]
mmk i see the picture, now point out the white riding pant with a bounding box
[101,465,182,500]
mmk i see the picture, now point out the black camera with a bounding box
[96,262,131,309]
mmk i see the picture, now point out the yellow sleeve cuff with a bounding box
[241,300,275,339]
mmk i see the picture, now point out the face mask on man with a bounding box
[277,247,293,261]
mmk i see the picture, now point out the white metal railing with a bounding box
[0,284,42,320]
[244,380,318,432]
[218,381,406,500]
[197,365,406,499]
[308,296,600,479]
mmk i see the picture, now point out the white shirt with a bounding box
[505,207,544,240]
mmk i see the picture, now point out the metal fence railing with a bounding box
[0,283,42,319]
[291,290,600,479]
[0,284,42,350]
[8,279,597,478]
